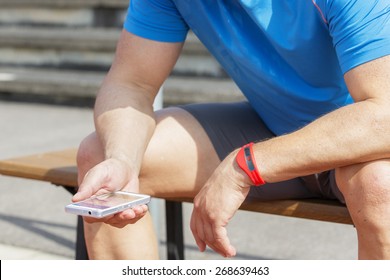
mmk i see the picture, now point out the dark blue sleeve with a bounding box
[123,0,189,43]
[316,0,390,74]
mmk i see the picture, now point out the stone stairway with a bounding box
[0,0,243,107]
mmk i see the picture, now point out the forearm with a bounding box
[94,79,157,174]
[254,99,390,183]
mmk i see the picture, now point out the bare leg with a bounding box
[77,132,159,259]
[77,107,220,259]
[336,160,390,259]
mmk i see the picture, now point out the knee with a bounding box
[336,160,390,204]
[76,133,103,176]
[336,161,390,231]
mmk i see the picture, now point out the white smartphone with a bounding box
[65,191,151,218]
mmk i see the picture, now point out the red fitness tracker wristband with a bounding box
[236,142,265,186]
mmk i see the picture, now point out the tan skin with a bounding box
[75,29,390,259]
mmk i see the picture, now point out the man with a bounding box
[74,0,390,259]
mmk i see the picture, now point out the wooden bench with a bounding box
[0,149,353,259]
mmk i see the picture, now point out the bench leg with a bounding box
[75,216,89,260]
[61,186,89,260]
[165,201,185,260]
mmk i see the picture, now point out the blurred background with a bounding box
[0,0,357,260]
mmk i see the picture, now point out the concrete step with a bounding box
[0,26,224,76]
[0,0,129,8]
[0,66,244,106]
[0,26,120,52]
[0,26,210,55]
[0,0,128,28]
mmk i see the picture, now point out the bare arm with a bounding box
[75,30,183,201]
[254,55,390,182]
[95,30,183,174]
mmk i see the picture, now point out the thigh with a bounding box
[139,106,220,197]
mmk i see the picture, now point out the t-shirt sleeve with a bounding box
[316,0,390,74]
[123,0,189,43]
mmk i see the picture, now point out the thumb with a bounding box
[73,166,108,202]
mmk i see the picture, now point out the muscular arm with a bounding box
[74,30,183,203]
[95,30,183,174]
[255,55,390,182]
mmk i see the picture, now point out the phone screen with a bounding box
[74,192,141,209]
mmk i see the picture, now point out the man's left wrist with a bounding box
[235,142,266,186]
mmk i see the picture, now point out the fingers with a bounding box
[73,158,136,202]
[83,205,149,227]
[190,210,206,252]
[212,227,236,258]
[190,205,236,258]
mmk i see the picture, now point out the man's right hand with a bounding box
[73,158,148,226]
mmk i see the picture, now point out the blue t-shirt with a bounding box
[124,0,390,135]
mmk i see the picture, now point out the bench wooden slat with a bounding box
[0,149,353,225]
[0,149,78,187]
[165,197,352,225]
[241,198,352,224]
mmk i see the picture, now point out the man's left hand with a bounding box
[190,151,252,257]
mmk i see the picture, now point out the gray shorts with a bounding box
[179,101,345,204]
